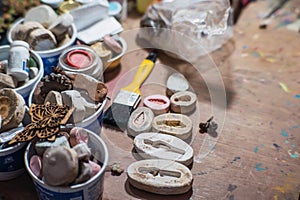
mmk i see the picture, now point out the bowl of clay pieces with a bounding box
[24,126,108,199]
[90,34,127,72]
[7,4,77,75]
[0,45,44,98]
[0,88,31,180]
[28,70,108,129]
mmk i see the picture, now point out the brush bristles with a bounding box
[103,103,135,131]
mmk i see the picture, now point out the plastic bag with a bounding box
[138,0,233,62]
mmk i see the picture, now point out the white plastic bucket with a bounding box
[24,129,109,200]
[0,141,27,181]
[7,18,77,75]
[27,74,107,132]
[0,107,31,181]
[0,45,44,99]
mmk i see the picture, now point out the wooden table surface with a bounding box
[1,1,299,199]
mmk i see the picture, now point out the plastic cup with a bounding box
[24,128,109,200]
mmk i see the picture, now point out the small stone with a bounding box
[61,90,86,123]
[0,73,16,89]
[89,160,101,176]
[103,35,122,54]
[11,21,44,41]
[27,28,57,51]
[72,73,107,103]
[72,143,91,161]
[91,42,112,64]
[166,73,189,97]
[35,135,70,156]
[42,146,79,186]
[44,90,63,106]
[48,13,73,42]
[69,127,89,147]
[24,5,58,28]
[110,163,124,176]
[30,155,43,178]
[74,162,93,184]
[29,67,39,79]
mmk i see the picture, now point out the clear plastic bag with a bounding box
[139,0,233,62]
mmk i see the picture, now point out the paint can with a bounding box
[58,45,103,81]
[24,128,109,200]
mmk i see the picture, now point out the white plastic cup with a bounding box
[0,108,31,181]
[24,129,109,200]
[0,142,27,181]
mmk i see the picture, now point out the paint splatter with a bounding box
[281,130,288,137]
[291,125,299,129]
[279,82,291,93]
[295,94,300,99]
[227,184,238,192]
[273,143,281,151]
[254,146,259,153]
[288,150,299,159]
[255,163,267,171]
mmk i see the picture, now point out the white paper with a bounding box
[77,17,123,44]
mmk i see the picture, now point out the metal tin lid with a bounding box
[66,49,93,69]
[58,0,81,14]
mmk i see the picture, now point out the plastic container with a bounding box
[0,45,44,99]
[7,18,77,75]
[24,129,109,200]
[7,40,30,82]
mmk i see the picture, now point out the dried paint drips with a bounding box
[273,143,281,151]
[287,150,299,159]
[281,130,289,137]
[255,163,267,171]
[254,146,259,153]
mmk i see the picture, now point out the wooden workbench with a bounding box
[0,1,299,199]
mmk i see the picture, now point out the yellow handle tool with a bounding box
[122,52,158,95]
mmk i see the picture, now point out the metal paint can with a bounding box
[58,0,81,14]
[58,45,103,81]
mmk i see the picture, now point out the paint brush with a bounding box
[103,51,158,130]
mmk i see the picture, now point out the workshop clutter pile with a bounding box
[0,1,124,199]
[0,0,228,199]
